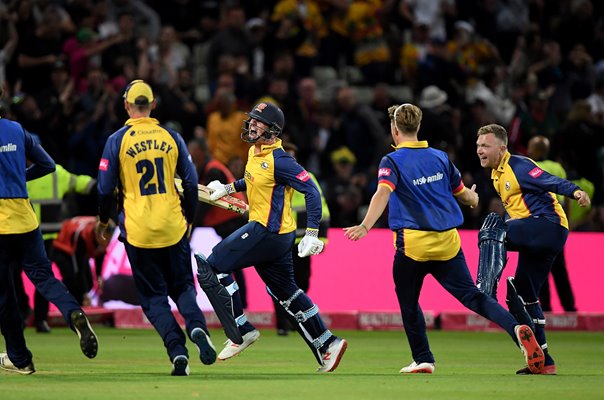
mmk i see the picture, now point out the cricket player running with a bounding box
[344,103,544,374]
[196,102,347,373]
[1,112,98,375]
[95,80,216,376]
[475,124,591,375]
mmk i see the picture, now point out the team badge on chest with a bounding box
[505,181,511,191]
[260,161,269,170]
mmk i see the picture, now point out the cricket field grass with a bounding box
[2,327,603,400]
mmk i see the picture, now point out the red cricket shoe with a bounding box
[514,325,545,374]
[516,364,557,375]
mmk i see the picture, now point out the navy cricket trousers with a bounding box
[124,234,209,361]
[506,216,568,355]
[207,222,333,353]
[208,222,300,302]
[0,235,32,368]
[393,249,518,364]
[1,228,81,367]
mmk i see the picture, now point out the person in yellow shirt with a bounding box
[95,80,216,376]
[476,124,590,375]
[196,102,347,372]
[206,87,249,166]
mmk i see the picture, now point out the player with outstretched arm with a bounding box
[475,124,590,375]
[344,103,544,374]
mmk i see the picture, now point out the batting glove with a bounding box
[297,229,324,258]
[208,180,234,201]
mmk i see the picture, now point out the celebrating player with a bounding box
[196,102,347,373]
[344,103,544,374]
[95,80,216,376]
[475,124,590,374]
[1,110,98,375]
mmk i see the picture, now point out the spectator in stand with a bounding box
[324,147,364,227]
[16,6,65,95]
[205,4,252,82]
[0,5,18,88]
[417,85,459,153]
[149,25,190,88]
[518,90,559,153]
[399,20,431,83]
[100,10,147,81]
[586,73,604,124]
[270,0,327,78]
[416,38,467,107]
[331,85,386,176]
[340,0,392,84]
[446,21,499,79]
[281,77,321,166]
[399,0,457,42]
[206,87,250,167]
[104,0,161,43]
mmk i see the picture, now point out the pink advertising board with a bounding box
[73,228,604,313]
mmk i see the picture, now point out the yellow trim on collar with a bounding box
[491,151,511,179]
[393,140,429,149]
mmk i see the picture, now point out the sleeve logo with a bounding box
[296,170,310,182]
[99,158,109,171]
[528,167,543,178]
[378,168,391,177]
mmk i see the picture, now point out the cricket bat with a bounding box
[174,178,248,215]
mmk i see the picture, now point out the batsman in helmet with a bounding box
[195,102,347,373]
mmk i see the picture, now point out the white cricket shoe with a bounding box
[400,361,435,374]
[317,337,348,373]
[218,330,260,360]
[0,352,35,375]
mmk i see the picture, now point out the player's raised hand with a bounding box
[574,190,591,207]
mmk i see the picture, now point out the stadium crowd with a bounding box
[1,0,603,231]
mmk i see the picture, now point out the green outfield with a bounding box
[2,328,603,400]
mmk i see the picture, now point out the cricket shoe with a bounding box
[516,364,557,375]
[70,310,98,359]
[0,353,35,375]
[515,325,544,374]
[171,355,189,376]
[317,337,347,373]
[218,329,260,360]
[400,361,435,374]
[191,328,216,365]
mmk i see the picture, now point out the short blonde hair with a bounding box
[388,103,422,134]
[477,124,508,146]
